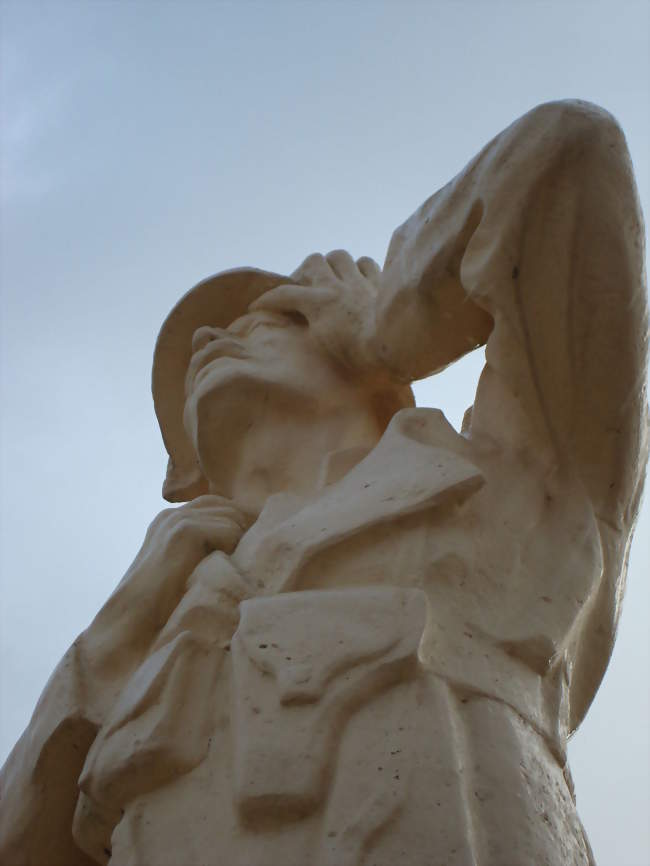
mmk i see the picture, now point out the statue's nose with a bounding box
[191,325,230,353]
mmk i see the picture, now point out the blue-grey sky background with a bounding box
[1,2,648,864]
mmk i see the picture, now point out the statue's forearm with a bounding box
[378,100,643,385]
[382,100,631,298]
[380,102,647,508]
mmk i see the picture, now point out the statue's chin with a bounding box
[186,362,261,438]
[190,353,254,395]
[184,368,310,504]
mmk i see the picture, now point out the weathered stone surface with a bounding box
[1,100,647,865]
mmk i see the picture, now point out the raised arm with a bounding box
[256,101,647,535]
[253,102,647,730]
[379,100,647,522]
[379,100,648,728]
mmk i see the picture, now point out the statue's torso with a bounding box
[85,409,598,865]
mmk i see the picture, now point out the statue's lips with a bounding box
[186,339,251,393]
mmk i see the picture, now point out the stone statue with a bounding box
[1,100,647,866]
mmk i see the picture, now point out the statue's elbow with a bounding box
[525,99,630,169]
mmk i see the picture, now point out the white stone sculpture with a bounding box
[0,100,647,866]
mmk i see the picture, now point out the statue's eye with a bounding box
[244,318,283,336]
[230,310,303,337]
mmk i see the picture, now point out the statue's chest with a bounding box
[235,424,488,595]
[293,503,472,592]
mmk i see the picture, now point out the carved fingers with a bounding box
[356,255,383,282]
[145,495,249,559]
[93,497,250,655]
[250,251,385,374]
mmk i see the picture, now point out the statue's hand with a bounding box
[250,246,491,384]
[250,250,388,377]
[90,496,250,659]
[136,494,249,576]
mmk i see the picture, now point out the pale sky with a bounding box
[1,2,648,864]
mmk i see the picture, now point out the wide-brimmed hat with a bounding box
[152,267,289,502]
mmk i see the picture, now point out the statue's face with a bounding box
[184,309,345,420]
[182,309,378,502]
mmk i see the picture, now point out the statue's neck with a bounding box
[208,410,380,518]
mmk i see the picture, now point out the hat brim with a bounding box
[152,267,289,501]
